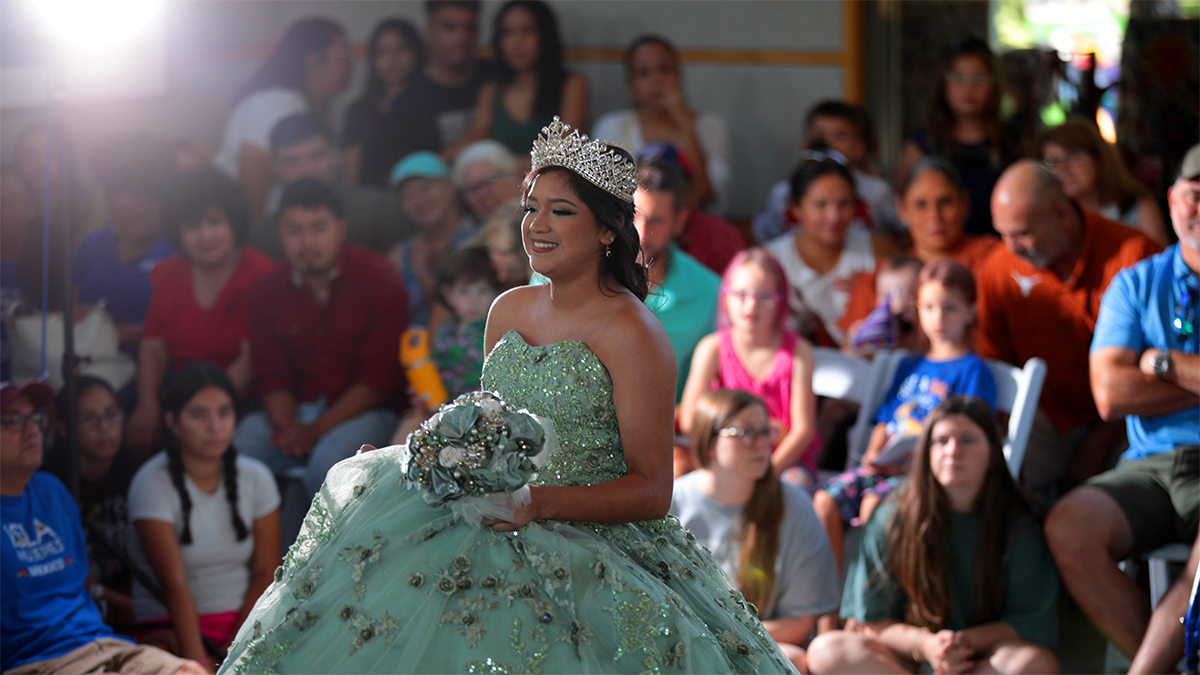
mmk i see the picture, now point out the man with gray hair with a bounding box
[452,140,521,223]
[975,159,1160,501]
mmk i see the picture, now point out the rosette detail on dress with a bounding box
[400,391,556,524]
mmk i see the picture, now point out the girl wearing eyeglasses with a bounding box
[896,38,1016,238]
[44,376,144,626]
[671,388,840,674]
[679,248,819,485]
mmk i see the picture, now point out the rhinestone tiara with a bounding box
[530,117,638,203]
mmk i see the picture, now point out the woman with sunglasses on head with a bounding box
[807,397,1059,675]
[44,376,145,626]
[672,389,840,674]
[763,144,900,347]
[896,38,1016,237]
[1036,119,1168,246]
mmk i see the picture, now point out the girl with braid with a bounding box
[670,389,840,673]
[128,363,280,667]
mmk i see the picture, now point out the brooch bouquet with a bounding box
[401,391,556,524]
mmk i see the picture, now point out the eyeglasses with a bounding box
[800,149,847,166]
[80,409,124,431]
[1176,187,1200,207]
[716,426,776,444]
[464,173,508,196]
[1175,285,1196,341]
[945,73,995,86]
[726,290,780,307]
[1042,151,1089,168]
[0,411,47,434]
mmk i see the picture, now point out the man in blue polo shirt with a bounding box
[1,381,204,675]
[634,158,721,402]
[1045,144,1200,674]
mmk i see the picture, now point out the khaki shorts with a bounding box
[3,638,190,675]
[1087,445,1200,557]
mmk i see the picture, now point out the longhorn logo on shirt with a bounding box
[1011,272,1042,297]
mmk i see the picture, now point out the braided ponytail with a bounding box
[166,443,195,545]
[223,446,250,541]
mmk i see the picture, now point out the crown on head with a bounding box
[530,117,638,203]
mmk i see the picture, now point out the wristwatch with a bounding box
[1152,351,1173,380]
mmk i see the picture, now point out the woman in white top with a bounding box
[129,362,280,666]
[213,18,353,220]
[764,147,899,345]
[671,389,841,673]
[592,35,731,214]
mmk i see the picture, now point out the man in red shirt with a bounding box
[977,160,1160,501]
[235,179,408,541]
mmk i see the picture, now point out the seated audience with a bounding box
[633,158,721,401]
[1,380,204,675]
[1045,145,1199,674]
[406,0,487,152]
[213,18,352,220]
[0,167,67,312]
[249,114,411,259]
[843,255,924,357]
[839,157,999,343]
[639,143,746,275]
[468,200,530,288]
[44,376,144,627]
[815,261,997,567]
[807,397,1059,675]
[977,161,1160,501]
[127,167,274,454]
[235,179,407,528]
[13,123,95,237]
[451,0,588,159]
[129,363,280,659]
[74,134,178,349]
[594,35,732,214]
[342,19,426,188]
[763,150,900,345]
[755,100,902,242]
[389,151,479,327]
[897,38,1016,237]
[452,140,522,224]
[1037,119,1168,246]
[671,389,840,674]
[679,249,818,484]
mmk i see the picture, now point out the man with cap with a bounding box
[248,114,412,259]
[238,178,408,545]
[1,381,206,674]
[1045,144,1200,674]
[388,151,479,328]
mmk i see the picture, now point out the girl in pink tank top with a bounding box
[681,249,820,486]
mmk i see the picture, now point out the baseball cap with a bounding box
[1179,144,1200,182]
[636,142,695,180]
[1,381,54,410]
[390,152,450,190]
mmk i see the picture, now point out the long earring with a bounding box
[605,244,612,258]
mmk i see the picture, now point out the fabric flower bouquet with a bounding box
[400,391,556,524]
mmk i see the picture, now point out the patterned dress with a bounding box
[219,330,797,674]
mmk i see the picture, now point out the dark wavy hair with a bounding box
[360,19,425,108]
[522,147,648,302]
[492,1,566,118]
[884,396,1032,633]
[234,17,345,103]
[690,389,784,616]
[162,166,252,251]
[160,362,248,545]
[927,37,1009,168]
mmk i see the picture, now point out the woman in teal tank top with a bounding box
[447,1,589,161]
[218,119,798,674]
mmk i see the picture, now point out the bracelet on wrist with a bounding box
[910,627,927,662]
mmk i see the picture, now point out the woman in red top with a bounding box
[126,167,275,454]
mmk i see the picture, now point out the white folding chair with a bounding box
[982,356,1047,479]
[810,348,902,468]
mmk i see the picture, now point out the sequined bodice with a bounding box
[481,330,626,487]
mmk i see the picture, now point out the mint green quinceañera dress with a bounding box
[219,331,797,674]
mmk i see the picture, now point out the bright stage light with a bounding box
[30,0,165,53]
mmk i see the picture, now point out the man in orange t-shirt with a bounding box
[978,161,1161,501]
